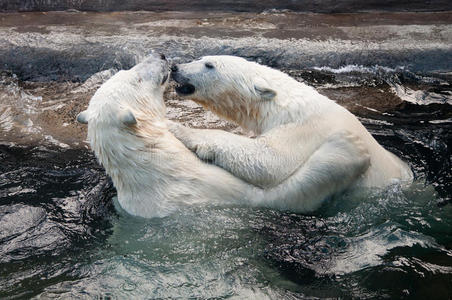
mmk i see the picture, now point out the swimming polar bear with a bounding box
[170,55,413,189]
[75,54,370,218]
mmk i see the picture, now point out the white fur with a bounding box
[78,55,371,218]
[171,55,413,189]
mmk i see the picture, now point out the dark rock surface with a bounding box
[1,0,451,13]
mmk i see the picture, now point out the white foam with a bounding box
[390,83,452,105]
[429,118,452,124]
[314,64,399,74]
[72,69,118,94]
[0,107,14,131]
[44,135,70,149]
[327,227,437,274]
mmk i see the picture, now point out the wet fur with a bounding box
[79,55,370,218]
[171,55,413,189]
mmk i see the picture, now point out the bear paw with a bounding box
[166,120,199,151]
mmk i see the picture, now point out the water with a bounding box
[0,11,451,299]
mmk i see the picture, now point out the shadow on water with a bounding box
[0,10,451,299]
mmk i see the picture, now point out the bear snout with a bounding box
[170,65,183,83]
[170,66,187,84]
[170,65,196,95]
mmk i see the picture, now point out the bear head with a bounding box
[171,55,284,130]
[77,52,169,129]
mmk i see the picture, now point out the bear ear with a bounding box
[119,109,137,126]
[254,83,276,101]
[76,110,89,124]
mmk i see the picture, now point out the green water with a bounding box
[26,183,451,299]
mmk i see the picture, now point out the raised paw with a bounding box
[166,120,199,151]
[166,120,185,138]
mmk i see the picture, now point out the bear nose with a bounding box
[171,65,178,73]
[159,53,167,61]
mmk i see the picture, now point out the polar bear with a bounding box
[75,54,370,218]
[170,55,413,189]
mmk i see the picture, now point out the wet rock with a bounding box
[0,204,67,263]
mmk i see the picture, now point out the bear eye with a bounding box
[205,62,214,69]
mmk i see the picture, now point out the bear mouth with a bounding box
[175,83,196,95]
[161,73,169,85]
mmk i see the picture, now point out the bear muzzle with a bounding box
[171,65,196,95]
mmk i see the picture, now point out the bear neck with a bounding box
[200,80,334,135]
[251,69,336,134]
[89,113,232,218]
[254,97,329,134]
[88,115,186,213]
